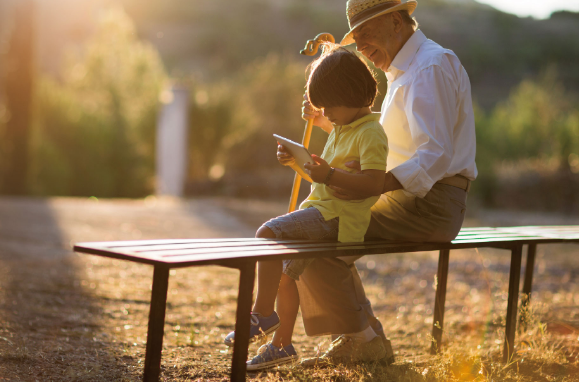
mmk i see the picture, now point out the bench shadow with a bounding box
[0,197,135,381]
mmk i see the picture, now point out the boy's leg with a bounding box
[246,274,300,371]
[247,210,333,369]
[254,207,337,318]
[271,274,299,348]
[223,226,283,346]
[252,226,282,316]
[252,260,283,316]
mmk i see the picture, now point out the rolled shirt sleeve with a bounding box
[389,64,458,198]
[358,126,389,172]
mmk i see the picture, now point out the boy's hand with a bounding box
[302,94,333,133]
[304,155,331,183]
[277,144,295,166]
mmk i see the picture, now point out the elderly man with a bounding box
[290,0,477,365]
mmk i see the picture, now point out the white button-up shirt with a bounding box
[380,30,477,198]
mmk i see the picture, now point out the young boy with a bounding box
[224,45,389,370]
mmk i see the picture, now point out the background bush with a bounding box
[473,70,579,211]
[29,7,167,197]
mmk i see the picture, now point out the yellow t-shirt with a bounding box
[300,113,388,243]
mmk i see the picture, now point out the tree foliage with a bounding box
[472,70,579,205]
[477,70,579,168]
[30,7,167,197]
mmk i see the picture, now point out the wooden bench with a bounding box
[73,225,579,382]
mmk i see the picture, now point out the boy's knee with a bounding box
[256,225,276,239]
[280,273,296,287]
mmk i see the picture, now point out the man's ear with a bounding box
[390,11,404,33]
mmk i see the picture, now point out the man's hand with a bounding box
[328,168,368,200]
[277,144,295,166]
[329,185,368,200]
[302,94,333,133]
[304,155,332,183]
[328,160,366,199]
[327,161,378,200]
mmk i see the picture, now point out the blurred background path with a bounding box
[0,196,259,380]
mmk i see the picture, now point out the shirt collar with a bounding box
[338,112,380,130]
[386,30,427,81]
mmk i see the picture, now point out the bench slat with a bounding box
[77,232,541,255]
[117,235,544,257]
[111,239,336,253]
[74,238,561,267]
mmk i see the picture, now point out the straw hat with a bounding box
[341,0,418,45]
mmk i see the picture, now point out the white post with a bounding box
[156,85,189,197]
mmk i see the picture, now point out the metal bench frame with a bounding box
[73,226,579,382]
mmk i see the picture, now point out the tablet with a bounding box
[273,134,315,174]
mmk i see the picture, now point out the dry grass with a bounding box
[0,196,578,381]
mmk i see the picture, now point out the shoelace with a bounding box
[257,343,269,355]
[257,343,292,359]
[326,335,351,355]
[250,313,260,326]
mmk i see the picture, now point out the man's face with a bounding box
[352,14,399,71]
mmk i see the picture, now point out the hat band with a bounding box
[349,1,401,27]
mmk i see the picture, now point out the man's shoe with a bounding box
[223,312,281,347]
[381,338,396,366]
[331,318,395,365]
[370,319,395,365]
[300,335,386,367]
[246,342,298,371]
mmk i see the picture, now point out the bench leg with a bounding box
[520,244,537,330]
[230,261,256,382]
[143,265,170,382]
[503,245,522,363]
[430,249,450,355]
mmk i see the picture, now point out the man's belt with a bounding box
[436,174,471,192]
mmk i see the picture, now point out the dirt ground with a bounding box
[0,196,578,381]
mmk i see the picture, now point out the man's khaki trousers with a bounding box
[297,183,467,337]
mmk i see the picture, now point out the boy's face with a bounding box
[322,106,363,126]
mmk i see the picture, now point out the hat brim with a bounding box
[341,0,417,46]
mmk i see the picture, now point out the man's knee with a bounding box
[256,225,276,238]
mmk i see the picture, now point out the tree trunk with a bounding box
[2,0,34,195]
